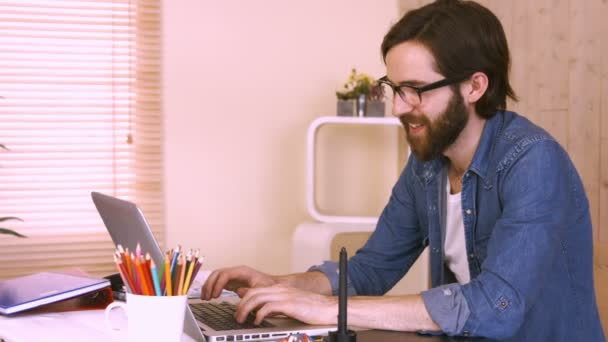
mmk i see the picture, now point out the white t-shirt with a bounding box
[444,177,471,284]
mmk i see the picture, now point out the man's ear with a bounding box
[463,72,489,103]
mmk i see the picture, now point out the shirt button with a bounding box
[463,331,470,336]
[465,209,472,215]
[469,253,475,259]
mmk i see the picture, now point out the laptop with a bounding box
[91,191,336,342]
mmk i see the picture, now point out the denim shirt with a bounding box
[310,111,605,341]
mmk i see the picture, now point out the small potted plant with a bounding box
[336,68,385,117]
[0,143,25,238]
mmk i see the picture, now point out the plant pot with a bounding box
[337,99,356,116]
[366,100,385,117]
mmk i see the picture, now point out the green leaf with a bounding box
[0,228,26,237]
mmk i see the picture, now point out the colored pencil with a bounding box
[172,253,183,295]
[182,254,196,295]
[150,259,162,296]
[135,257,151,295]
[190,255,205,290]
[131,251,142,294]
[123,246,133,279]
[170,245,181,281]
[114,254,136,294]
[176,254,187,296]
[145,252,151,270]
[143,254,155,295]
[112,243,205,296]
[117,245,130,279]
[164,253,173,296]
[135,243,142,261]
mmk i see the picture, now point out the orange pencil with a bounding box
[135,257,151,295]
[123,246,133,279]
[117,245,129,277]
[164,253,173,296]
[176,254,187,296]
[143,253,155,294]
[143,254,155,295]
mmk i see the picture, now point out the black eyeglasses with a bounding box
[377,75,468,106]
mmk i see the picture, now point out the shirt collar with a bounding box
[466,111,506,180]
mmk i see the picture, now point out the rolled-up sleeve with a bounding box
[308,261,358,296]
[422,283,471,335]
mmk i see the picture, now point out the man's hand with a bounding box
[235,284,337,326]
[201,265,278,300]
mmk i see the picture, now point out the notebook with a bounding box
[0,272,110,315]
[91,191,336,342]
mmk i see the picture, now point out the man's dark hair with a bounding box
[381,0,517,118]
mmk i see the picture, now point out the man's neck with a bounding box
[443,113,486,175]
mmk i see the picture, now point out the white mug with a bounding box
[105,293,188,342]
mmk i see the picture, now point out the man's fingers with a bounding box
[203,267,239,299]
[202,269,220,300]
[236,287,249,298]
[254,302,287,325]
[235,288,282,323]
[202,266,273,301]
[212,272,230,298]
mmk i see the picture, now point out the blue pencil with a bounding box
[150,259,162,296]
[170,245,181,283]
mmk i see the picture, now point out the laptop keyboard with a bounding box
[190,302,275,331]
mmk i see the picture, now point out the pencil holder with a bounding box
[105,293,188,341]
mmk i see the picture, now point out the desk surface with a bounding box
[0,309,490,342]
[0,309,487,342]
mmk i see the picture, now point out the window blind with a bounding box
[0,0,162,280]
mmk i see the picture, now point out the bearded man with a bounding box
[202,1,605,340]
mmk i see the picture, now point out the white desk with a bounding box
[0,270,215,342]
[0,309,197,342]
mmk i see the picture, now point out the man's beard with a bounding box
[399,91,469,162]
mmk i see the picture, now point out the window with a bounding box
[0,0,162,279]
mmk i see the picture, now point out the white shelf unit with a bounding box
[305,116,402,224]
[293,116,428,294]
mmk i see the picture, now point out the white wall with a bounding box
[163,1,401,275]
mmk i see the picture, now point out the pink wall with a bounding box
[163,1,399,274]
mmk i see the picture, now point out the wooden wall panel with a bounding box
[568,0,602,241]
[532,0,569,147]
[397,0,608,243]
[507,0,529,115]
[535,0,570,112]
[600,0,608,244]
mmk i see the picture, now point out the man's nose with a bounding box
[391,95,413,118]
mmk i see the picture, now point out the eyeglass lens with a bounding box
[380,83,421,105]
